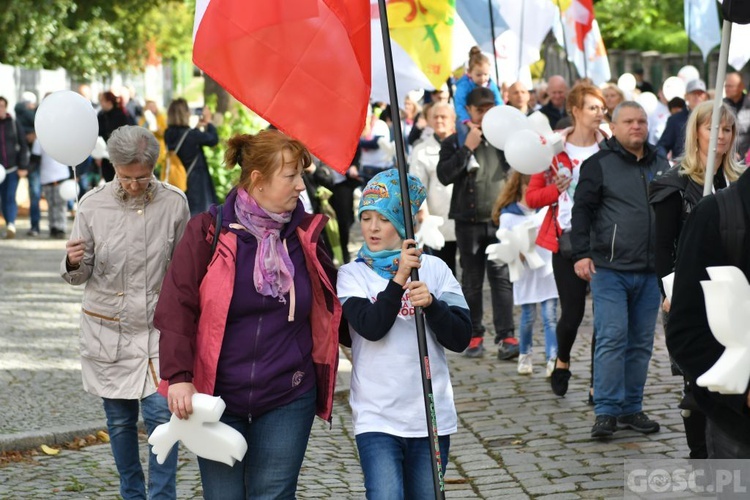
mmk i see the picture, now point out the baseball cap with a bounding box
[685,79,707,94]
[21,91,37,105]
[466,87,496,107]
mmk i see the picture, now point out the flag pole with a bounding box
[488,0,501,84]
[376,1,446,498]
[555,0,575,84]
[703,19,733,197]
[518,0,525,80]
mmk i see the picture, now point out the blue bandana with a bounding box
[357,169,427,280]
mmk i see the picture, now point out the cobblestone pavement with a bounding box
[0,217,688,498]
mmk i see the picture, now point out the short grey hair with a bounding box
[107,125,160,168]
[611,101,646,123]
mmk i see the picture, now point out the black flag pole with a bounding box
[376,1,445,498]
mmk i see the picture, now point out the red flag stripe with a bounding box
[194,0,371,172]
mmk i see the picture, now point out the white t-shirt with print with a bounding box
[556,142,599,231]
[337,255,464,437]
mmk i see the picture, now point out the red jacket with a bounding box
[156,209,346,422]
[526,153,572,252]
[526,127,608,252]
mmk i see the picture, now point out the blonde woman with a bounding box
[649,100,744,459]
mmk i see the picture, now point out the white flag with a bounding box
[685,0,721,62]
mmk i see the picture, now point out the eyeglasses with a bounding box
[586,105,605,113]
[116,175,153,186]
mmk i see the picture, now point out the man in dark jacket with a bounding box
[539,75,568,130]
[437,87,516,360]
[0,96,29,239]
[656,79,708,161]
[571,102,669,439]
[724,71,750,159]
[667,168,750,458]
[14,91,41,236]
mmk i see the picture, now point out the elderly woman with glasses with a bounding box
[61,125,190,500]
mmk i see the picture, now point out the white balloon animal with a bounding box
[697,266,750,395]
[415,215,445,251]
[485,221,545,282]
[149,393,248,466]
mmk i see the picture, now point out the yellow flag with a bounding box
[387,0,455,89]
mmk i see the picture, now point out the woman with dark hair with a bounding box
[164,98,219,215]
[155,129,346,499]
[97,91,131,181]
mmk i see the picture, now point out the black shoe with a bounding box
[496,338,519,361]
[591,415,617,439]
[463,337,485,358]
[587,388,594,406]
[617,412,660,434]
[550,366,571,396]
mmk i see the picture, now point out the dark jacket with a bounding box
[571,137,668,272]
[656,107,689,160]
[436,132,509,224]
[539,102,567,130]
[666,168,750,446]
[0,115,29,170]
[649,165,727,294]
[97,107,130,142]
[165,124,219,215]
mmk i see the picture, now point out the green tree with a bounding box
[595,0,706,54]
[0,0,192,79]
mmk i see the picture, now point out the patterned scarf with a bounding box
[234,189,294,301]
[357,245,401,280]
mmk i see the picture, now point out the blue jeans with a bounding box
[27,168,41,230]
[519,299,558,360]
[102,392,177,500]
[198,388,316,500]
[455,221,515,342]
[356,432,450,500]
[0,169,19,225]
[590,268,660,417]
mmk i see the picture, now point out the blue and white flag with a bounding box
[685,0,721,62]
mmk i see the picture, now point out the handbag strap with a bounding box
[174,129,190,154]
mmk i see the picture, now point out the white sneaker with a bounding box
[546,358,556,378]
[4,223,15,239]
[517,354,532,375]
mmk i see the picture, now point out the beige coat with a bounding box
[61,181,189,399]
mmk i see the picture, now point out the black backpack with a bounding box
[723,0,750,24]
[716,184,746,268]
[210,204,224,257]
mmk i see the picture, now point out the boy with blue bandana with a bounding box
[337,169,472,498]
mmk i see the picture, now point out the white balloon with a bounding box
[617,73,637,92]
[678,65,701,83]
[482,105,532,150]
[58,179,79,202]
[0,165,5,185]
[662,76,686,101]
[527,111,553,136]
[504,129,554,175]
[35,90,98,166]
[636,92,659,116]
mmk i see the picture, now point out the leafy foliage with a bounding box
[595,0,698,53]
[0,0,193,79]
[202,94,268,202]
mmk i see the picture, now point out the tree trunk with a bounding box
[203,74,235,116]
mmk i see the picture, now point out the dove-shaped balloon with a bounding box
[662,272,675,302]
[149,393,247,466]
[486,221,545,282]
[415,215,445,250]
[696,266,750,395]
